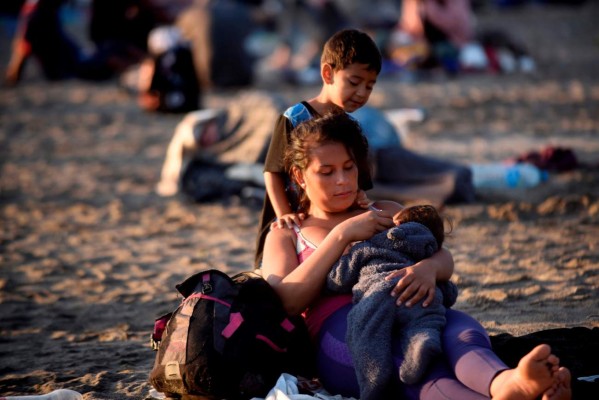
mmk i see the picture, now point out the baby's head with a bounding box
[393,205,447,249]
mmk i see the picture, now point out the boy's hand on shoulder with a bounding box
[270,213,305,230]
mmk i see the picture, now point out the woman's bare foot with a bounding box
[542,367,572,400]
[490,344,559,400]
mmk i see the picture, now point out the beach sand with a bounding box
[1,2,598,398]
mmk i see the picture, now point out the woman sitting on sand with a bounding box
[260,111,571,399]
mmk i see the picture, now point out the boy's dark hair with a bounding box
[321,29,382,74]
[285,110,371,212]
[395,205,448,249]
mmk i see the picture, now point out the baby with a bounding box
[327,205,457,399]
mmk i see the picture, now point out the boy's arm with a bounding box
[264,171,293,219]
[263,114,304,228]
[264,171,305,229]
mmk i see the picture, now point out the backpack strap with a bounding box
[256,334,287,352]
[283,102,312,128]
[185,292,232,307]
[222,312,244,338]
[283,101,359,128]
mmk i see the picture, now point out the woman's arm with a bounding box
[262,209,395,315]
[262,225,351,315]
[386,246,454,307]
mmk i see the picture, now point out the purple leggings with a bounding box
[316,305,508,399]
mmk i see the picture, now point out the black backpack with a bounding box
[149,269,315,399]
[148,45,200,113]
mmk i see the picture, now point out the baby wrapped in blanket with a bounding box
[327,205,458,400]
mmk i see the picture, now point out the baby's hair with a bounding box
[284,110,371,212]
[321,29,382,74]
[394,205,452,249]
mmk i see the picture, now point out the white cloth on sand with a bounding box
[2,389,83,400]
[149,374,356,400]
[250,373,356,400]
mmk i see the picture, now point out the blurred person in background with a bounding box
[5,0,159,85]
[387,0,535,75]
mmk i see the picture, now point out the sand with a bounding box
[1,2,598,399]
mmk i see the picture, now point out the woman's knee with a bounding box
[443,309,491,349]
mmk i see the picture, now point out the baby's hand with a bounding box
[355,189,373,209]
[270,212,305,230]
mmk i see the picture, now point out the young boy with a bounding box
[254,29,382,267]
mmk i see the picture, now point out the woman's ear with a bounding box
[322,63,334,84]
[291,167,305,188]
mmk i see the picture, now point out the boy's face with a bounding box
[327,63,378,113]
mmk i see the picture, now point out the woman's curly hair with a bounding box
[284,110,371,213]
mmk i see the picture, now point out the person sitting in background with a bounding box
[137,25,200,113]
[393,0,474,74]
[174,0,261,89]
[5,0,156,85]
[389,0,535,74]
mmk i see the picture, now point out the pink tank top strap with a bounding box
[292,224,317,263]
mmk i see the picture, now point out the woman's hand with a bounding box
[355,189,372,209]
[387,247,454,307]
[386,259,437,308]
[336,209,395,243]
